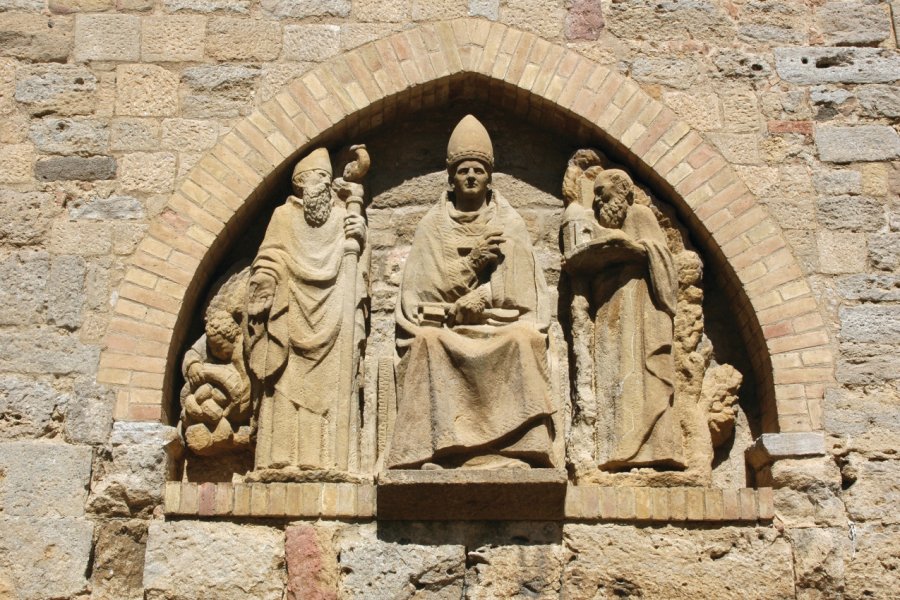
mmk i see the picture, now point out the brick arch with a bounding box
[98,18,833,433]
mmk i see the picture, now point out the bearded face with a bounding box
[294,169,333,227]
[593,172,631,229]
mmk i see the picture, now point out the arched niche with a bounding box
[98,19,833,452]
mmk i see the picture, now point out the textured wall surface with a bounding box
[0,1,897,598]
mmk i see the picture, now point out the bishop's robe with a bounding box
[246,197,365,470]
[590,203,684,469]
[385,191,556,469]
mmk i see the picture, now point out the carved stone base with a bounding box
[243,467,372,485]
[376,469,568,520]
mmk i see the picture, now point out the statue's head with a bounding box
[446,115,493,206]
[291,148,334,227]
[593,169,633,229]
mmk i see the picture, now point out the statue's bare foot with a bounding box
[421,462,444,470]
[460,455,530,470]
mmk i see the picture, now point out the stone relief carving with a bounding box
[383,115,557,470]
[560,150,743,484]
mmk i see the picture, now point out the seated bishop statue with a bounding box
[384,115,556,470]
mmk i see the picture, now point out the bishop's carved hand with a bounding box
[448,287,489,326]
[467,229,505,275]
[344,213,366,247]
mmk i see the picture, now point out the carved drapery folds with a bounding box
[174,123,748,494]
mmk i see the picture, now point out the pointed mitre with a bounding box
[292,147,332,178]
[446,115,494,170]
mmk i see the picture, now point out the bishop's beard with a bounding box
[302,182,333,227]
[595,195,628,229]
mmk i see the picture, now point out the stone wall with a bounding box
[0,1,897,598]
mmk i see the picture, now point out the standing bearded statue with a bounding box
[245,147,367,476]
[385,115,556,470]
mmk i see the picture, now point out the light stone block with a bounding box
[29,116,109,155]
[0,190,54,246]
[0,251,49,326]
[817,230,867,274]
[840,305,900,344]
[0,441,92,517]
[869,232,900,271]
[206,17,281,61]
[0,0,44,10]
[143,521,284,600]
[260,0,350,18]
[0,375,68,441]
[352,0,409,21]
[283,24,341,62]
[119,152,177,193]
[0,143,35,183]
[469,0,499,20]
[50,0,114,11]
[181,64,260,118]
[141,15,206,62]
[817,195,884,232]
[115,64,179,117]
[163,0,250,13]
[815,125,900,163]
[775,47,900,84]
[161,118,219,152]
[817,2,892,47]
[70,194,145,220]
[110,118,161,152]
[501,0,565,37]
[73,14,140,62]
[631,57,700,90]
[0,12,73,62]
[15,64,100,116]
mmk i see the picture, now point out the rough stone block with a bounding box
[857,84,900,118]
[70,193,144,220]
[35,155,116,181]
[0,143,35,183]
[565,0,605,40]
[842,455,900,524]
[813,167,862,196]
[206,16,281,61]
[143,521,284,600]
[837,342,900,386]
[787,526,851,595]
[0,0,44,10]
[160,118,218,152]
[116,64,179,117]
[64,378,114,445]
[29,116,109,155]
[0,250,49,326]
[816,230,867,274]
[826,386,900,457]
[605,0,734,46]
[631,57,699,90]
[501,0,566,37]
[260,0,350,18]
[466,543,571,597]
[285,524,339,600]
[0,329,99,375]
[141,15,205,62]
[110,118,160,152]
[712,49,772,79]
[0,13,72,62]
[339,535,465,599]
[840,305,900,343]
[73,14,140,62]
[119,151,176,193]
[47,254,85,329]
[87,422,182,517]
[180,64,260,118]
[869,232,900,271]
[817,195,884,232]
[411,0,467,20]
[815,125,900,163]
[563,524,794,598]
[661,91,722,131]
[283,24,340,62]
[835,273,900,303]
[774,47,900,84]
[0,190,54,246]
[0,375,69,441]
[91,520,148,600]
[351,0,408,21]
[0,516,93,600]
[15,63,97,116]
[469,0,498,20]
[817,2,892,47]
[0,441,91,516]
[49,220,113,255]
[843,523,900,598]
[50,0,114,11]
[163,0,250,13]
[377,469,567,520]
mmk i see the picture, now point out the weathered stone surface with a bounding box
[260,0,350,18]
[49,0,113,11]
[775,47,900,84]
[840,304,900,343]
[91,520,148,600]
[0,329,98,375]
[64,378,114,445]
[565,0,604,40]
[110,118,161,152]
[0,13,72,62]
[163,0,250,13]
[0,0,44,10]
[817,195,884,232]
[0,143,34,183]
[813,167,862,196]
[605,0,733,45]
[770,457,846,528]
[631,56,699,89]
[0,375,67,441]
[70,194,144,220]
[712,49,772,78]
[15,64,98,116]
[0,250,50,326]
[88,422,182,517]
[0,190,54,246]
[411,0,467,21]
[836,273,900,302]
[817,230,867,274]
[116,64,179,117]
[857,84,900,118]
[47,254,85,329]
[842,455,900,524]
[465,543,571,598]
[285,524,339,600]
[869,232,900,271]
[351,0,408,21]
[49,220,113,255]
[817,2,892,47]
[501,0,565,37]
[180,64,259,118]
[206,16,281,61]
[0,516,93,600]
[844,523,900,599]
[339,536,465,598]
[787,527,851,596]
[816,125,900,163]
[160,118,218,152]
[119,151,176,193]
[141,15,205,62]
[837,342,900,386]
[144,521,285,600]
[662,91,722,131]
[283,24,340,61]
[29,116,109,155]
[73,13,140,62]
[35,155,116,181]
[563,524,794,598]
[0,441,91,516]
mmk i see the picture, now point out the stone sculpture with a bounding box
[245,146,369,477]
[178,268,252,456]
[384,115,556,470]
[563,163,685,470]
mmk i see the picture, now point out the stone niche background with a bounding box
[172,81,760,489]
